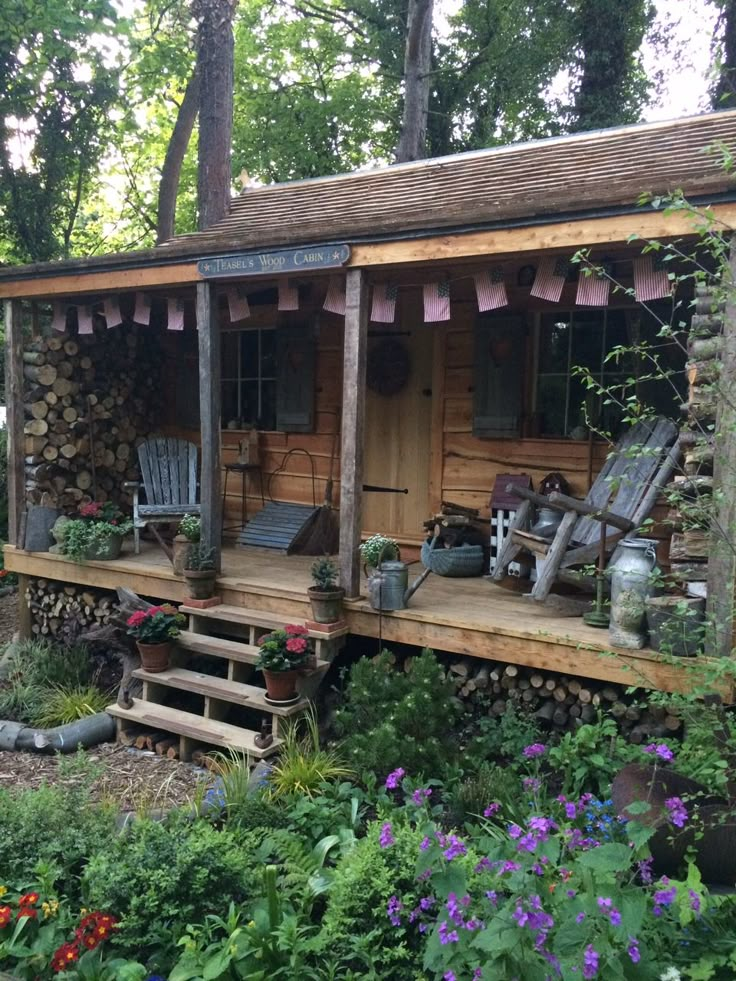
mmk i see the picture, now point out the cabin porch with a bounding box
[4,542,721,698]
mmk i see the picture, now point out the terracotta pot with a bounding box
[307,586,344,624]
[136,640,172,674]
[172,535,190,577]
[183,568,217,599]
[262,668,299,702]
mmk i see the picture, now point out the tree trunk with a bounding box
[713,0,736,109]
[193,0,236,230]
[395,0,434,163]
[157,69,201,244]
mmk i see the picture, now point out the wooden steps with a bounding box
[176,629,261,664]
[107,700,281,759]
[132,666,308,716]
[180,603,349,641]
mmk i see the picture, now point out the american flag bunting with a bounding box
[575,267,611,307]
[51,301,66,332]
[167,297,184,331]
[103,296,122,328]
[530,257,569,303]
[633,255,671,302]
[133,291,151,325]
[76,305,94,335]
[226,287,250,323]
[370,283,398,323]
[474,267,508,312]
[423,280,451,322]
[323,276,346,316]
[278,280,299,311]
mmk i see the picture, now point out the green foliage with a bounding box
[358,535,399,567]
[464,701,543,763]
[0,779,115,901]
[446,761,524,827]
[125,604,185,645]
[84,815,260,956]
[547,716,636,798]
[334,649,460,779]
[268,707,352,799]
[29,684,111,728]
[178,514,201,542]
[0,638,95,723]
[184,543,216,571]
[310,557,339,591]
[60,518,132,563]
[257,625,311,673]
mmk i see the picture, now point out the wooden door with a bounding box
[362,317,433,542]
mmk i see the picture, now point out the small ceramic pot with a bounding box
[262,668,299,702]
[307,586,344,623]
[183,568,217,599]
[136,641,172,674]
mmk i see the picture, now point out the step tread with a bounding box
[106,700,281,758]
[176,630,260,663]
[132,667,308,716]
[180,603,349,639]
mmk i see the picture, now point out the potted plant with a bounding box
[307,557,344,624]
[173,514,200,576]
[126,604,186,673]
[359,534,400,574]
[183,543,217,599]
[60,501,133,563]
[257,624,311,702]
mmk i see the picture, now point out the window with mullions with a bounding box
[221,328,277,430]
[534,306,685,437]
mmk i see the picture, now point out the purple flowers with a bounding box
[483,802,501,817]
[653,880,677,916]
[627,938,641,964]
[438,920,460,945]
[412,787,432,805]
[387,895,402,926]
[643,743,674,763]
[379,822,395,848]
[443,834,467,861]
[385,767,405,790]
[523,743,546,759]
[583,944,599,979]
[665,796,688,828]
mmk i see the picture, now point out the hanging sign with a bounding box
[198,244,350,278]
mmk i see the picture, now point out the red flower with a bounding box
[126,610,146,627]
[82,933,99,949]
[0,570,8,578]
[0,905,12,927]
[51,942,79,972]
[17,907,37,920]
[19,892,39,906]
[285,624,309,636]
[285,637,308,654]
[79,502,102,518]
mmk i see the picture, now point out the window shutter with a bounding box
[473,316,525,438]
[276,325,315,432]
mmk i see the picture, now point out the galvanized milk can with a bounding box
[608,538,658,649]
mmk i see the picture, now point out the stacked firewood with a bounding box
[422,500,489,547]
[25,578,116,638]
[440,657,682,742]
[23,323,162,512]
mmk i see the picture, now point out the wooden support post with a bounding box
[339,269,368,598]
[707,238,736,657]
[196,282,222,570]
[5,299,25,548]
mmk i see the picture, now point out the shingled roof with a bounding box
[168,110,736,253]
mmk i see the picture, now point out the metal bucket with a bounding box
[367,561,409,611]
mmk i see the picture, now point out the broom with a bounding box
[291,413,341,556]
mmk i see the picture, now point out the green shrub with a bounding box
[333,649,460,780]
[317,820,429,979]
[446,760,525,826]
[0,781,115,900]
[30,683,111,727]
[464,700,543,763]
[84,815,261,955]
[4,638,93,690]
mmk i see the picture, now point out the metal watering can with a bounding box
[366,559,432,611]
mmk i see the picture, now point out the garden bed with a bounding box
[0,742,212,812]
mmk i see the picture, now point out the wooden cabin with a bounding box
[3,110,736,744]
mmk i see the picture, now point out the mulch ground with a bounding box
[0,742,214,813]
[0,591,18,647]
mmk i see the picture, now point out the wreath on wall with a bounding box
[366,337,411,396]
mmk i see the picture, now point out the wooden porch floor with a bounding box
[5,543,720,696]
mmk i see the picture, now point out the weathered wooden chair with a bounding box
[491,418,680,602]
[126,438,200,553]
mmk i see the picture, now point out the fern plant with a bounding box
[268,706,352,799]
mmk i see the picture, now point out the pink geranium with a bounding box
[285,624,309,636]
[126,610,146,628]
[286,637,308,654]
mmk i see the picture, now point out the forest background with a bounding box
[0,0,735,269]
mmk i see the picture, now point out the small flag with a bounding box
[167,297,184,331]
[423,280,451,322]
[226,287,250,322]
[133,291,151,325]
[575,267,611,307]
[633,254,671,302]
[530,256,569,303]
[474,267,508,312]
[51,301,66,333]
[103,296,123,328]
[370,283,398,323]
[323,276,346,316]
[76,305,94,335]
[278,280,299,311]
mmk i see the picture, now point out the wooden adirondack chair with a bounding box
[491,418,680,602]
[126,438,200,554]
